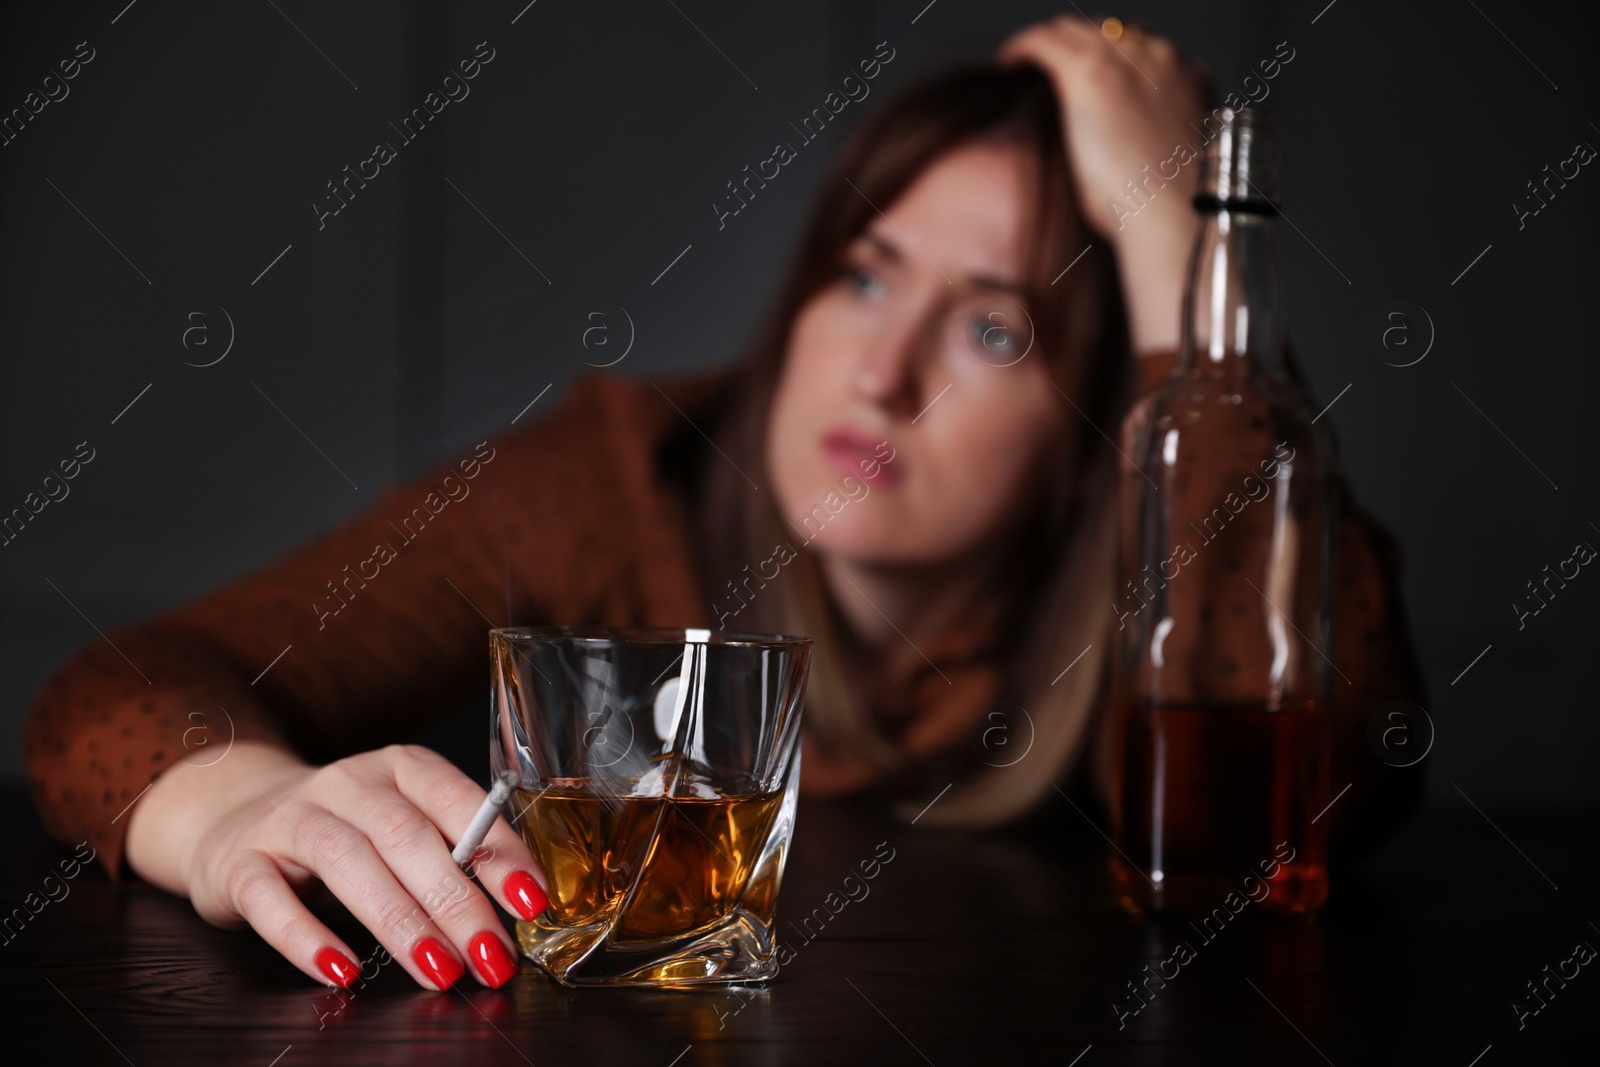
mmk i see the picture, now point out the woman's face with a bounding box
[766,140,1071,567]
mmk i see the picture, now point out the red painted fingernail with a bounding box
[503,870,548,921]
[315,947,359,989]
[412,937,464,990]
[469,931,519,988]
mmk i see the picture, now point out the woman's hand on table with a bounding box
[125,740,548,990]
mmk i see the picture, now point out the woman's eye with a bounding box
[964,305,1033,366]
[845,266,885,300]
[968,312,1013,354]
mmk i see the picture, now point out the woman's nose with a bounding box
[853,307,931,407]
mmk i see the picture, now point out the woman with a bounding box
[23,18,1425,992]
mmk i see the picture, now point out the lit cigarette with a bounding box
[451,770,519,866]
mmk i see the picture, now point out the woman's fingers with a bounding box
[997,14,1117,67]
[184,745,545,992]
[220,851,366,990]
[995,13,1210,244]
[387,746,550,924]
[283,805,469,991]
[1002,14,1189,97]
[474,813,551,924]
[995,18,1082,69]
[347,784,523,989]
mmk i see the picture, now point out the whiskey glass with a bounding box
[490,626,809,987]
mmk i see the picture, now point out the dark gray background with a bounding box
[2,0,1595,813]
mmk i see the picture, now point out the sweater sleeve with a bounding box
[22,374,713,880]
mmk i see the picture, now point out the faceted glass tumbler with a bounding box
[490,626,810,987]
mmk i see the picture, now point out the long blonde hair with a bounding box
[691,62,1133,827]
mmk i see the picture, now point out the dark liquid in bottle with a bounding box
[1110,701,1329,914]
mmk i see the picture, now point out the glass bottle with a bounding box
[1109,108,1335,914]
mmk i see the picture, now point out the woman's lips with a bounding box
[820,429,904,488]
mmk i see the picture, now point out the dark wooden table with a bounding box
[3,785,1596,1064]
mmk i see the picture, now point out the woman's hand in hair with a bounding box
[998,16,1213,355]
[125,739,548,991]
[998,15,1211,241]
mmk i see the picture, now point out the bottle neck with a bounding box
[1177,202,1286,379]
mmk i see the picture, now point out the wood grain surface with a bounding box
[3,788,1596,1064]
